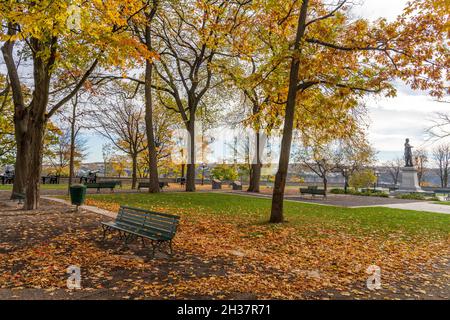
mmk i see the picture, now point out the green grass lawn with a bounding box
[85,192,450,239]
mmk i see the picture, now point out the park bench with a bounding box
[84,181,118,192]
[101,206,180,256]
[42,175,60,184]
[300,186,326,198]
[176,177,186,185]
[1,174,14,185]
[138,181,169,190]
[102,180,122,188]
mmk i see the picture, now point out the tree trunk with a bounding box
[131,153,138,189]
[248,131,261,193]
[23,37,55,210]
[442,169,448,188]
[24,114,46,209]
[11,116,28,198]
[323,176,328,194]
[248,164,262,193]
[144,23,160,193]
[181,163,186,179]
[2,26,28,199]
[270,0,309,223]
[68,99,77,194]
[186,118,196,192]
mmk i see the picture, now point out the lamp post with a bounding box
[201,162,207,185]
[374,170,380,191]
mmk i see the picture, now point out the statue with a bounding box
[404,138,414,167]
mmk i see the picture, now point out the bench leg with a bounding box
[124,233,135,245]
[150,240,165,257]
[169,240,173,256]
[102,225,108,241]
[151,240,157,257]
[141,237,146,248]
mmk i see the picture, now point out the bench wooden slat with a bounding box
[103,206,180,244]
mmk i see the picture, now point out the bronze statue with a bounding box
[404,138,414,167]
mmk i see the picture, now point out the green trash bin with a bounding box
[70,184,87,208]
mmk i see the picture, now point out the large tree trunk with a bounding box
[270,0,309,223]
[144,31,160,193]
[131,153,138,189]
[2,26,28,199]
[11,116,29,198]
[323,176,328,194]
[248,130,261,193]
[186,117,196,192]
[248,164,262,193]
[24,112,46,209]
[23,38,55,210]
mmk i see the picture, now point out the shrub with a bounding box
[330,188,388,197]
[349,170,377,189]
[395,193,427,200]
[210,164,238,181]
[330,188,345,194]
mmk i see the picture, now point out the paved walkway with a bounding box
[225,191,419,207]
[377,202,450,215]
[41,196,117,218]
[225,191,450,214]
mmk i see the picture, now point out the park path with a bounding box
[376,202,450,215]
[41,196,117,218]
[224,190,450,214]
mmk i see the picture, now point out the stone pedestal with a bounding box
[398,167,423,192]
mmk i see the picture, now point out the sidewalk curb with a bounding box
[41,196,117,218]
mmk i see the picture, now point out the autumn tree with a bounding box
[0,75,15,165]
[90,86,147,189]
[348,169,377,190]
[44,126,87,176]
[148,0,249,191]
[122,0,162,192]
[432,145,450,188]
[296,143,341,193]
[334,136,375,193]
[385,158,403,186]
[111,155,129,178]
[0,0,151,208]
[222,58,276,193]
[136,99,178,178]
[242,0,450,222]
[414,148,428,186]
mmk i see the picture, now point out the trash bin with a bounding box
[212,179,222,189]
[231,181,242,190]
[70,184,87,207]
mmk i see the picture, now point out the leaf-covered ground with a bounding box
[0,191,448,299]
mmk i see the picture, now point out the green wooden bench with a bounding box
[102,180,122,188]
[137,181,169,190]
[300,186,326,198]
[84,181,118,192]
[101,206,180,256]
